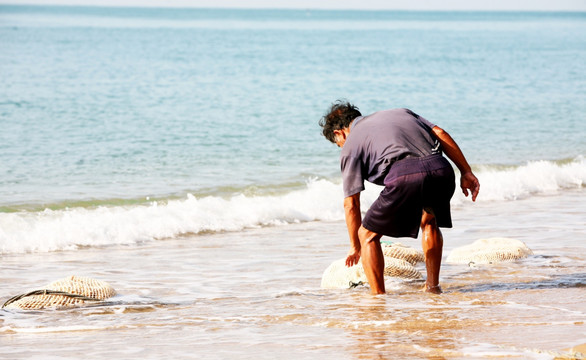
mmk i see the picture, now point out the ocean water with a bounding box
[1,6,585,359]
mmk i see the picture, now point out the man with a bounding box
[319,101,480,294]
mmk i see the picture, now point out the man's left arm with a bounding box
[431,126,480,201]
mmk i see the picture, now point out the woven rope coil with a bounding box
[3,275,116,310]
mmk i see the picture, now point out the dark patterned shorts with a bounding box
[362,154,456,238]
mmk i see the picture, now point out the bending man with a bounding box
[319,101,479,294]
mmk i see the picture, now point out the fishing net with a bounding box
[3,275,116,310]
[446,238,533,265]
[321,250,423,289]
[381,242,425,265]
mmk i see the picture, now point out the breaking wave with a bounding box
[1,157,584,254]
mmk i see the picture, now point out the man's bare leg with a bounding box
[420,211,443,294]
[358,225,385,294]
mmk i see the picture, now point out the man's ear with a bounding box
[333,129,346,139]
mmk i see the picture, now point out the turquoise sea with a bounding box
[0,6,585,359]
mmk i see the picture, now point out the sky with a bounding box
[1,0,586,11]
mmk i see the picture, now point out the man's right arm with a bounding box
[431,126,480,201]
[344,192,362,267]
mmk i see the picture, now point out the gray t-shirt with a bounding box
[340,108,441,197]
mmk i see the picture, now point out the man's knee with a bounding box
[420,210,438,229]
[358,225,382,245]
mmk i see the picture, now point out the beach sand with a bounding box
[1,189,585,359]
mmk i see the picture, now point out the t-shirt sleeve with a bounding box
[340,155,365,197]
[415,114,436,130]
[406,108,436,130]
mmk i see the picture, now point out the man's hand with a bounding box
[460,172,480,202]
[345,247,361,267]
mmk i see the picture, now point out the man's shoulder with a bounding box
[369,108,435,127]
[365,108,413,120]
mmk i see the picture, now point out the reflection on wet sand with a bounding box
[329,286,584,359]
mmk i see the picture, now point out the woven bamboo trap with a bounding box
[3,275,116,310]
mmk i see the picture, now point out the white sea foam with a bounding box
[0,179,346,254]
[469,157,585,202]
[0,158,584,255]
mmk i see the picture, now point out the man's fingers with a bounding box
[345,257,353,267]
[463,185,479,201]
[345,255,359,267]
[469,178,480,201]
[461,173,480,202]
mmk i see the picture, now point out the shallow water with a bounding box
[1,7,586,206]
[2,190,584,359]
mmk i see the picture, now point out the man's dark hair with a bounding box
[319,100,362,143]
